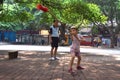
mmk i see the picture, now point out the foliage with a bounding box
[85,0,120,28]
[91,26,99,35]
[58,0,107,26]
[0,0,107,31]
[85,0,120,47]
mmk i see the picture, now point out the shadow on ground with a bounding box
[0,51,120,80]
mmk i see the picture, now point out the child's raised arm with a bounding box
[80,35,86,41]
[74,34,80,42]
[70,35,74,41]
[75,34,86,42]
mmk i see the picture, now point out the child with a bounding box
[68,26,85,73]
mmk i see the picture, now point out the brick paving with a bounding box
[0,51,120,80]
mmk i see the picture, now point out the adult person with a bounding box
[117,32,120,48]
[49,20,60,60]
[93,35,101,47]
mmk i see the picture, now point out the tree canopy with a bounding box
[0,0,107,30]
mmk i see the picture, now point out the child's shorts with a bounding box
[51,37,59,48]
[70,48,80,57]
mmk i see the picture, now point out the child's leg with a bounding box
[77,55,81,67]
[54,47,58,58]
[69,56,75,69]
[76,55,84,69]
[50,47,54,57]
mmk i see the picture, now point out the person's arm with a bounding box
[80,35,85,41]
[70,30,74,41]
[74,34,85,41]
[49,28,52,43]
[70,35,74,41]
[74,34,80,41]
[49,35,52,43]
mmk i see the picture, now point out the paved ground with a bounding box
[0,51,120,80]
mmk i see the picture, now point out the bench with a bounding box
[0,50,19,60]
[8,51,18,59]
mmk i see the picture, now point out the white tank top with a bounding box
[50,26,59,37]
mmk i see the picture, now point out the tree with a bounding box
[0,0,107,44]
[85,0,120,48]
[0,0,34,30]
[1,0,106,29]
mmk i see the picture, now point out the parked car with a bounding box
[80,34,92,46]
[79,28,92,46]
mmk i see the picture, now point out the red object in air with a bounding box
[42,6,48,12]
[36,4,42,10]
[42,7,48,12]
[36,4,48,12]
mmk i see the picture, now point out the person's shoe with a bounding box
[54,57,60,60]
[49,57,55,61]
[68,68,74,73]
[76,66,84,70]
[68,68,75,75]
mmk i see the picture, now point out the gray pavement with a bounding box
[0,44,120,80]
[0,51,120,80]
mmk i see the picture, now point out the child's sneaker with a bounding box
[49,57,55,61]
[76,66,84,70]
[54,57,60,60]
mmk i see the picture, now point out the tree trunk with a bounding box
[110,30,115,48]
[109,5,115,48]
[109,20,115,48]
[59,23,66,42]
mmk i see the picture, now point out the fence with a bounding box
[0,30,49,45]
[16,34,49,45]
